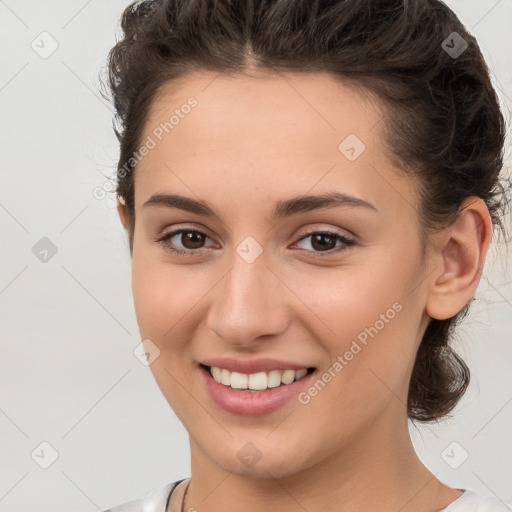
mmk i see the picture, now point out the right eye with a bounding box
[155,228,217,256]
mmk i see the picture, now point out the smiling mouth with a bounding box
[200,363,316,392]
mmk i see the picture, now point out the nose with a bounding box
[204,248,290,348]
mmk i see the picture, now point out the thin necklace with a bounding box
[181,480,190,512]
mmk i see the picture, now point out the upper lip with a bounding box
[200,357,315,374]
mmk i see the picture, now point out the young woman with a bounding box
[101,0,510,510]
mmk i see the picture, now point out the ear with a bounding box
[425,196,493,320]
[117,196,128,230]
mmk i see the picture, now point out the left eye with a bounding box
[293,230,355,255]
[156,228,355,256]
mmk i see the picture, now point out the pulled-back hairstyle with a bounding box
[102,0,509,422]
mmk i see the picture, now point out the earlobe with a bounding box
[117,196,128,230]
[425,197,493,321]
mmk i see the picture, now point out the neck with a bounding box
[184,414,455,512]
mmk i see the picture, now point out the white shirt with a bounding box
[102,480,512,512]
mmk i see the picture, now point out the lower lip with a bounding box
[200,365,316,416]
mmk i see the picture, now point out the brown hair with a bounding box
[102,0,509,422]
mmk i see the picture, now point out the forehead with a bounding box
[144,69,382,148]
[135,69,416,220]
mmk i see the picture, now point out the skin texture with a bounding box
[117,70,492,512]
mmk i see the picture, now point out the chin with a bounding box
[201,435,319,481]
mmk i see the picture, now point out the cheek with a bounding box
[289,260,407,344]
[130,252,205,418]
[287,262,418,407]
[131,249,204,342]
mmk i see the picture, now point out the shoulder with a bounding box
[442,489,512,511]
[101,479,185,512]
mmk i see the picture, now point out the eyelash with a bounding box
[155,227,356,258]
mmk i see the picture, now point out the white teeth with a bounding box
[294,368,308,380]
[248,372,267,390]
[221,368,231,386]
[281,369,296,384]
[230,371,248,389]
[211,366,222,382]
[208,366,310,390]
[267,370,282,388]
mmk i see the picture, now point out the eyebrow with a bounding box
[142,191,378,219]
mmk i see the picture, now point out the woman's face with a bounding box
[125,70,434,478]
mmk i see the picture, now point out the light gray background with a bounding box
[1,1,511,510]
